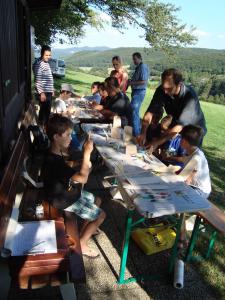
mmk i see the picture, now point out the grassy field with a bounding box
[55,69,225,297]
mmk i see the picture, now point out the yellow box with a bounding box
[131,224,176,255]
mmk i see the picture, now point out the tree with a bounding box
[31,0,197,53]
[31,0,146,46]
[143,0,197,54]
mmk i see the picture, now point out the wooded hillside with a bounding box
[65,47,225,105]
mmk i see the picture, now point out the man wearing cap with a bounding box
[54,83,75,114]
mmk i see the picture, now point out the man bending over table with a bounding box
[138,68,207,149]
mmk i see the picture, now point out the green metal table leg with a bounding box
[118,208,134,284]
[168,213,184,274]
[185,215,201,262]
[205,230,217,259]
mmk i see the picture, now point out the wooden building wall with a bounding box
[0,0,31,168]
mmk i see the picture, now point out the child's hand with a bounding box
[91,101,96,107]
[161,150,170,160]
[84,139,93,154]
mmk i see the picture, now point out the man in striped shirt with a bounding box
[33,45,54,126]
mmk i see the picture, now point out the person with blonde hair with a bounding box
[110,56,128,94]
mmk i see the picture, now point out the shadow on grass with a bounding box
[203,145,225,209]
[54,76,91,94]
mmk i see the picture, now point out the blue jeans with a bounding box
[131,89,146,136]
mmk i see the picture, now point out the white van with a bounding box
[49,58,66,78]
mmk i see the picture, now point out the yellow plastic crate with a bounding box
[131,224,176,255]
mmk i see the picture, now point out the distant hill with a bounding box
[64,47,225,105]
[65,47,225,75]
[51,46,111,59]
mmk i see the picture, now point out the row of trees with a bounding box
[75,66,225,105]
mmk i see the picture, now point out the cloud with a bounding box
[217,34,225,39]
[193,29,211,37]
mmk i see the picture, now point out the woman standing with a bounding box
[33,45,54,126]
[110,56,128,94]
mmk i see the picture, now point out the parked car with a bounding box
[49,58,66,78]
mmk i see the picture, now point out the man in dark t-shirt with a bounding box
[139,68,206,148]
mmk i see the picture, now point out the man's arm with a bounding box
[91,102,104,111]
[137,111,153,145]
[138,86,163,145]
[146,124,183,150]
[34,62,46,101]
[100,109,116,119]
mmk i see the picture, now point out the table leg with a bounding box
[168,213,184,274]
[118,208,134,284]
[185,215,201,262]
[205,230,217,259]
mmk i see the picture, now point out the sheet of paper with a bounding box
[123,126,133,144]
[111,127,121,139]
[134,183,211,217]
[11,220,57,256]
[126,173,169,186]
[125,144,137,156]
[113,116,121,128]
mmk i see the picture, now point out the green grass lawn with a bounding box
[55,69,225,297]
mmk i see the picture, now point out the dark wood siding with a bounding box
[0,0,31,168]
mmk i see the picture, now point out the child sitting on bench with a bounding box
[53,83,77,115]
[178,124,211,198]
[84,82,101,104]
[177,125,211,248]
[42,114,106,258]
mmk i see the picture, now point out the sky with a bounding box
[53,0,225,50]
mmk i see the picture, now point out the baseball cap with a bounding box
[61,83,75,94]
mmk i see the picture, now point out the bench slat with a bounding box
[64,211,86,283]
[198,202,225,236]
[9,221,69,278]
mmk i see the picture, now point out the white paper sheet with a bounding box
[134,183,211,217]
[11,220,57,256]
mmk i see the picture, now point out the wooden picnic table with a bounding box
[69,98,110,124]
[81,123,211,285]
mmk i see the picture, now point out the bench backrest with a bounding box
[0,103,36,249]
[0,131,27,248]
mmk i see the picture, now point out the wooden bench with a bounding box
[0,104,85,289]
[185,201,225,262]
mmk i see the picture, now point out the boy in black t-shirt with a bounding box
[42,114,106,258]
